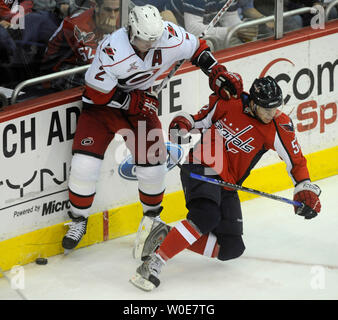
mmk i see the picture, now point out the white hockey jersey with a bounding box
[84,21,199,101]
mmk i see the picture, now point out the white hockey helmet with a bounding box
[128,5,165,43]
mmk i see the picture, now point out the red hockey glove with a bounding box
[169,112,195,144]
[209,64,243,100]
[128,90,159,117]
[293,180,321,219]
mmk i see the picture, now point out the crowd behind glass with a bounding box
[0,0,337,105]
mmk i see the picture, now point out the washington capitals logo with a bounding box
[215,120,255,154]
[279,120,295,132]
[74,25,95,43]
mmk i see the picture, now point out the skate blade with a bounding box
[129,273,156,292]
[133,217,154,260]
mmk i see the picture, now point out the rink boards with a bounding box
[0,20,337,271]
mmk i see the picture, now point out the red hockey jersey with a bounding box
[188,94,310,187]
[44,8,106,71]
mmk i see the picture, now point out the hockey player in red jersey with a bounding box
[42,0,120,89]
[61,5,242,253]
[130,74,322,291]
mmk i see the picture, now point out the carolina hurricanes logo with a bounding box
[81,137,94,146]
[167,24,178,39]
[103,45,116,61]
[118,69,160,87]
[74,25,95,44]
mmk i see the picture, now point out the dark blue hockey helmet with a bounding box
[249,76,283,109]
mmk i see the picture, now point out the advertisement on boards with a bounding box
[0,103,81,240]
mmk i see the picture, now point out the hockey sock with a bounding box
[69,189,95,217]
[156,220,201,261]
[139,189,164,213]
[187,233,219,258]
[68,154,101,217]
[136,164,166,213]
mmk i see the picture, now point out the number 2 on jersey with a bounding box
[95,66,106,81]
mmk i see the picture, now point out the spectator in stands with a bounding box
[0,24,16,66]
[131,0,180,25]
[0,0,73,88]
[41,0,120,91]
[19,1,70,50]
[0,0,33,87]
[70,0,93,14]
[254,0,303,32]
[166,0,185,27]
[183,0,258,51]
[237,0,274,39]
[285,0,337,26]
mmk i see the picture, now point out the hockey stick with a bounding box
[154,0,235,95]
[168,149,302,208]
[189,172,303,207]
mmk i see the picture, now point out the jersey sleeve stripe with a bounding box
[273,124,296,185]
[100,53,137,68]
[193,101,218,129]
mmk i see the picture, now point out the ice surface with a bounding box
[0,175,337,300]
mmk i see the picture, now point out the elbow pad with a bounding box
[191,39,218,75]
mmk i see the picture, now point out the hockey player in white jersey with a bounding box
[62,4,243,254]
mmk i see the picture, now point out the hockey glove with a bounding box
[209,64,243,100]
[293,180,321,219]
[169,112,195,144]
[128,90,159,118]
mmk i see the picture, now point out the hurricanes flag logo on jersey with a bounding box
[167,24,178,39]
[103,45,116,61]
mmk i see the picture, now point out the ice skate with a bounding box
[62,212,88,253]
[133,207,170,260]
[130,253,165,291]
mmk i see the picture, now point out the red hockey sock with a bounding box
[156,220,201,261]
[69,189,95,210]
[187,233,219,258]
[139,189,164,212]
